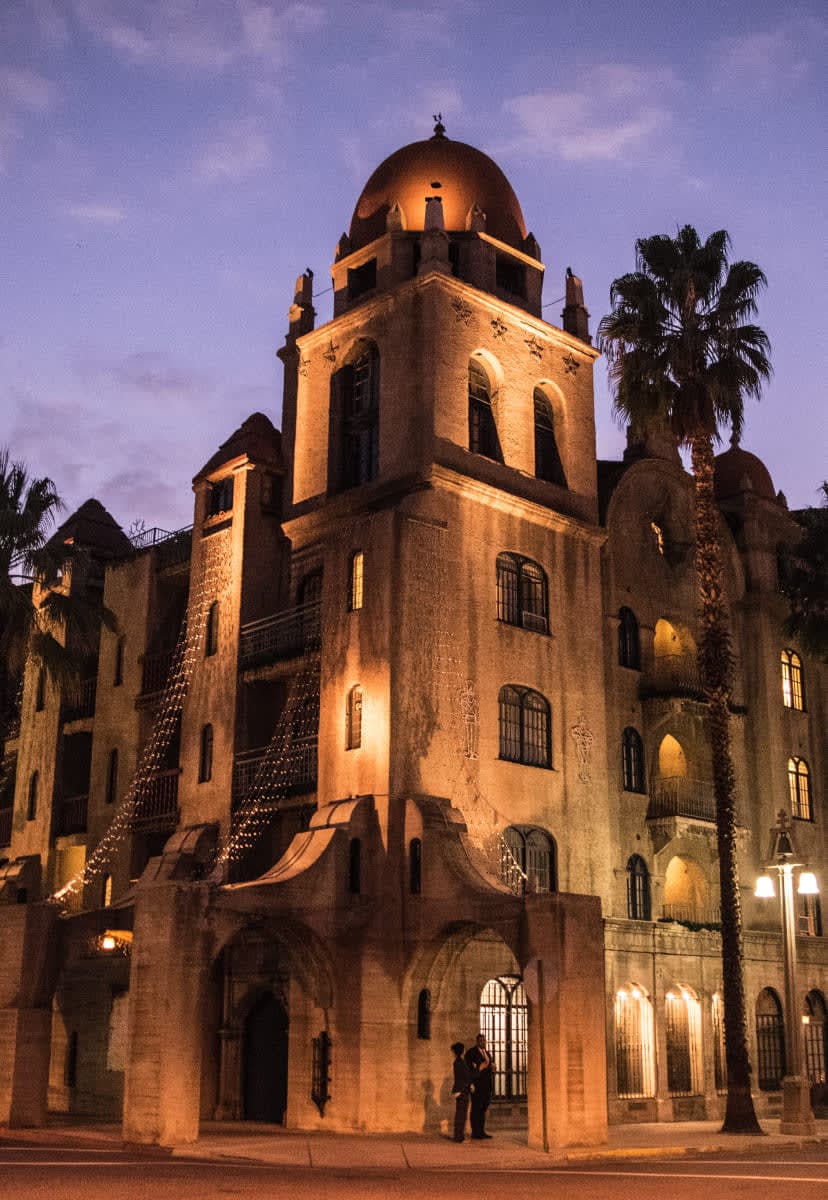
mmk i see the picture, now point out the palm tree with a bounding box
[598,227,771,1134]
[781,483,828,662]
[0,449,107,740]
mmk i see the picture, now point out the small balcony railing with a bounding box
[130,524,193,569]
[239,602,321,670]
[640,656,704,702]
[140,649,175,697]
[661,903,721,925]
[0,807,12,847]
[56,792,88,837]
[232,737,318,805]
[130,769,180,830]
[647,777,715,823]
[61,678,97,722]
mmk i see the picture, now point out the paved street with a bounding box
[2,1142,828,1200]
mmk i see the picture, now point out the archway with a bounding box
[663,856,710,923]
[243,992,288,1123]
[480,975,527,1100]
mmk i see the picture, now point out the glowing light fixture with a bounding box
[755,874,776,898]
[797,872,818,895]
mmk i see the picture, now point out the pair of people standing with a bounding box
[451,1034,494,1142]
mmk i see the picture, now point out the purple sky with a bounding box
[2,1,826,534]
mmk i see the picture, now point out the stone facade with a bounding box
[0,131,825,1146]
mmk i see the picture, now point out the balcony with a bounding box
[647,777,715,823]
[661,903,721,925]
[131,524,193,570]
[139,649,175,698]
[61,678,97,722]
[130,769,180,830]
[232,737,318,805]
[56,792,88,837]
[239,602,321,670]
[0,807,12,847]
[640,656,704,702]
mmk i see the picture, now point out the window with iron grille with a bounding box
[618,607,640,669]
[480,976,527,1100]
[614,986,655,1099]
[346,686,362,750]
[533,389,567,486]
[788,756,812,821]
[665,991,697,1096]
[502,826,556,894]
[468,358,503,461]
[498,686,551,768]
[781,649,804,710]
[622,728,646,793]
[804,991,827,1087]
[349,550,364,611]
[496,553,548,632]
[626,855,651,920]
[712,992,727,1093]
[756,988,786,1090]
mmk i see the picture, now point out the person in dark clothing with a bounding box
[465,1033,494,1138]
[450,1041,473,1142]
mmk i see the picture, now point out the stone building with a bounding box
[1,125,825,1147]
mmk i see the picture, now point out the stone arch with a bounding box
[662,854,713,923]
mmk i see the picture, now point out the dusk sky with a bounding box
[2,0,825,535]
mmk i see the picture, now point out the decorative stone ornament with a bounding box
[451,297,473,326]
[524,334,544,360]
[491,317,508,339]
[562,353,581,375]
[570,713,594,783]
[458,679,480,759]
[323,339,339,365]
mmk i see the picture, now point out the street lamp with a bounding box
[754,809,819,1135]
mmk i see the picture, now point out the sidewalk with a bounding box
[3,1116,827,1170]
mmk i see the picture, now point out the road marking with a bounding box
[0,1160,271,1169]
[444,1167,828,1184]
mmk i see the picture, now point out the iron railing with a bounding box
[661,903,721,925]
[56,792,88,837]
[640,656,704,701]
[647,777,715,823]
[239,602,321,669]
[61,678,97,722]
[130,769,180,829]
[232,737,318,804]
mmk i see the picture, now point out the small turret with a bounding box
[562,266,591,343]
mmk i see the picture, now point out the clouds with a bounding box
[0,64,56,169]
[196,116,271,182]
[66,202,125,224]
[712,17,825,95]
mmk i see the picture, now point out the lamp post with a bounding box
[755,809,819,1135]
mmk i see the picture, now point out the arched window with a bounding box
[417,988,431,1040]
[114,637,124,686]
[35,668,46,711]
[622,728,645,793]
[665,986,702,1096]
[618,607,640,670]
[347,837,361,894]
[756,988,785,1090]
[803,991,827,1094]
[502,826,556,894]
[102,873,113,907]
[626,855,651,920]
[105,748,118,805]
[496,553,548,632]
[498,686,551,767]
[346,685,362,750]
[712,991,727,1093]
[614,984,656,1099]
[349,550,364,611]
[27,771,38,821]
[788,756,812,821]
[335,346,379,490]
[781,649,804,710]
[480,976,527,1100]
[533,388,566,486]
[468,358,502,461]
[409,837,422,895]
[198,724,213,783]
[205,601,219,657]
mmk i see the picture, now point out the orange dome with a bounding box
[349,133,527,253]
[714,444,776,502]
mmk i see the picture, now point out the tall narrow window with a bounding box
[346,686,363,750]
[798,892,823,937]
[417,988,431,1039]
[199,724,213,783]
[35,668,46,711]
[781,649,804,710]
[106,748,119,805]
[480,976,528,1100]
[614,985,656,1099]
[756,988,785,1090]
[712,992,727,1093]
[27,771,39,821]
[349,550,364,611]
[618,607,640,669]
[347,837,361,894]
[102,873,113,907]
[788,756,812,821]
[665,988,701,1096]
[496,553,548,632]
[533,389,567,486]
[468,358,502,461]
[803,991,827,1092]
[498,686,551,767]
[113,638,124,687]
[409,837,422,895]
[338,347,379,489]
[626,855,651,920]
[205,601,219,657]
[622,727,646,793]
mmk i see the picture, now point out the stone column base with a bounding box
[780,1076,816,1135]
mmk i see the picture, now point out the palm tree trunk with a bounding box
[691,435,762,1134]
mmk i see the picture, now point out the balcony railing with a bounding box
[0,807,12,847]
[130,524,193,568]
[140,649,175,697]
[239,602,321,670]
[130,769,180,830]
[232,737,318,805]
[647,777,715,823]
[56,792,88,837]
[661,903,721,925]
[61,678,97,722]
[640,656,704,702]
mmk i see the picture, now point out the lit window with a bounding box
[468,358,503,461]
[626,855,650,920]
[788,756,812,821]
[480,975,527,1100]
[781,649,804,710]
[498,686,551,768]
[199,724,213,783]
[502,826,556,894]
[618,607,640,670]
[205,601,219,657]
[496,553,548,632]
[798,893,823,937]
[650,521,665,554]
[102,874,113,907]
[665,987,702,1096]
[756,988,785,1090]
[712,992,727,1093]
[349,551,364,611]
[614,985,656,1099]
[533,389,567,486]
[346,686,362,750]
[622,728,646,793]
[803,991,827,1088]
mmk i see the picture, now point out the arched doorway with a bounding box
[480,975,527,1101]
[243,992,288,1123]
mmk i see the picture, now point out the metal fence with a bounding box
[647,777,715,823]
[239,602,321,669]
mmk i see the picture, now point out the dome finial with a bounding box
[432,112,446,139]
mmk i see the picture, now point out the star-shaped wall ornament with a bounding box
[298,355,310,377]
[562,353,581,375]
[491,317,508,339]
[323,339,339,365]
[451,297,473,326]
[524,335,544,360]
